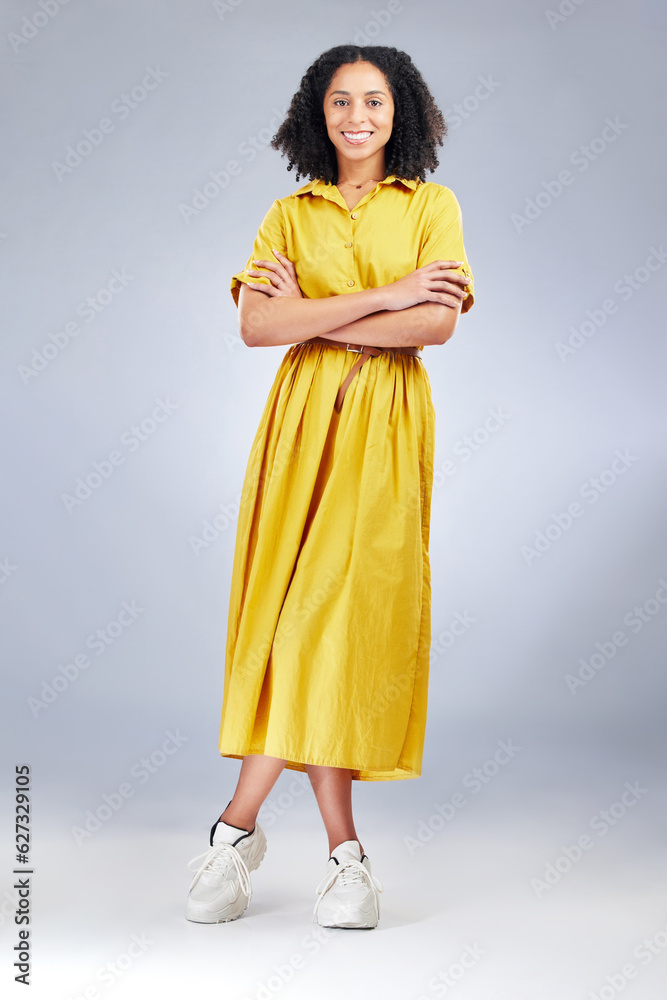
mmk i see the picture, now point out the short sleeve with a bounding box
[417,186,474,313]
[230,199,287,308]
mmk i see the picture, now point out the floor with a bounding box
[12,790,667,1000]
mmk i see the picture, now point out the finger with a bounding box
[251,258,293,283]
[247,271,283,291]
[426,278,468,298]
[441,266,469,278]
[250,261,291,290]
[247,282,278,296]
[251,259,285,274]
[430,292,464,308]
[247,268,286,283]
[423,261,471,283]
[421,260,465,271]
[443,282,468,298]
[269,249,296,276]
[271,249,298,277]
[430,270,471,287]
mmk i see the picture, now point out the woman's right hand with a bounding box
[381,261,470,311]
[246,249,304,298]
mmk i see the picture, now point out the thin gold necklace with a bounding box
[338,177,384,190]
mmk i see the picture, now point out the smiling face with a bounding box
[322,60,395,178]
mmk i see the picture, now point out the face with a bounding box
[322,61,395,175]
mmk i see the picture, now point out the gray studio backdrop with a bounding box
[2,0,666,997]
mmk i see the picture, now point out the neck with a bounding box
[336,153,386,188]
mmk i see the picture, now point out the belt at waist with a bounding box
[302,337,423,414]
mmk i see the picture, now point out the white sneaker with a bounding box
[186,816,267,923]
[313,840,383,929]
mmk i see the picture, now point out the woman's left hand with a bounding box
[246,249,303,298]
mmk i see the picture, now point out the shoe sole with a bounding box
[186,827,268,924]
[315,901,379,930]
[315,911,378,930]
[186,892,251,924]
[316,918,377,929]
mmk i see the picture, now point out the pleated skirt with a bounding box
[218,339,436,780]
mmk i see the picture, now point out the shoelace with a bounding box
[187,843,252,900]
[313,859,384,920]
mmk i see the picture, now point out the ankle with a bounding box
[219,807,256,832]
[329,837,363,857]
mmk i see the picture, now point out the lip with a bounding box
[341,130,373,145]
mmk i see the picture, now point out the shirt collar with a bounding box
[293,175,420,197]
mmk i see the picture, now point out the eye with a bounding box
[368,99,382,107]
[333,99,348,106]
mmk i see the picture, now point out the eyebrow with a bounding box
[330,89,387,96]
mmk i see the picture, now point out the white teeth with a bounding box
[343,131,372,139]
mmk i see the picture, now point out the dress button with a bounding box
[347,280,355,287]
[351,212,358,219]
[345,241,352,248]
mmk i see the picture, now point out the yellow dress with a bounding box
[218,175,475,781]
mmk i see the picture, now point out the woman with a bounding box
[186,44,474,930]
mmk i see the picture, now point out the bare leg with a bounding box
[219,754,287,831]
[305,764,364,856]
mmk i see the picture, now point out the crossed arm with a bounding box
[237,250,469,350]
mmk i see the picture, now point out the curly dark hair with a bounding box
[270,44,447,184]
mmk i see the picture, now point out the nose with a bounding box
[346,100,368,127]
